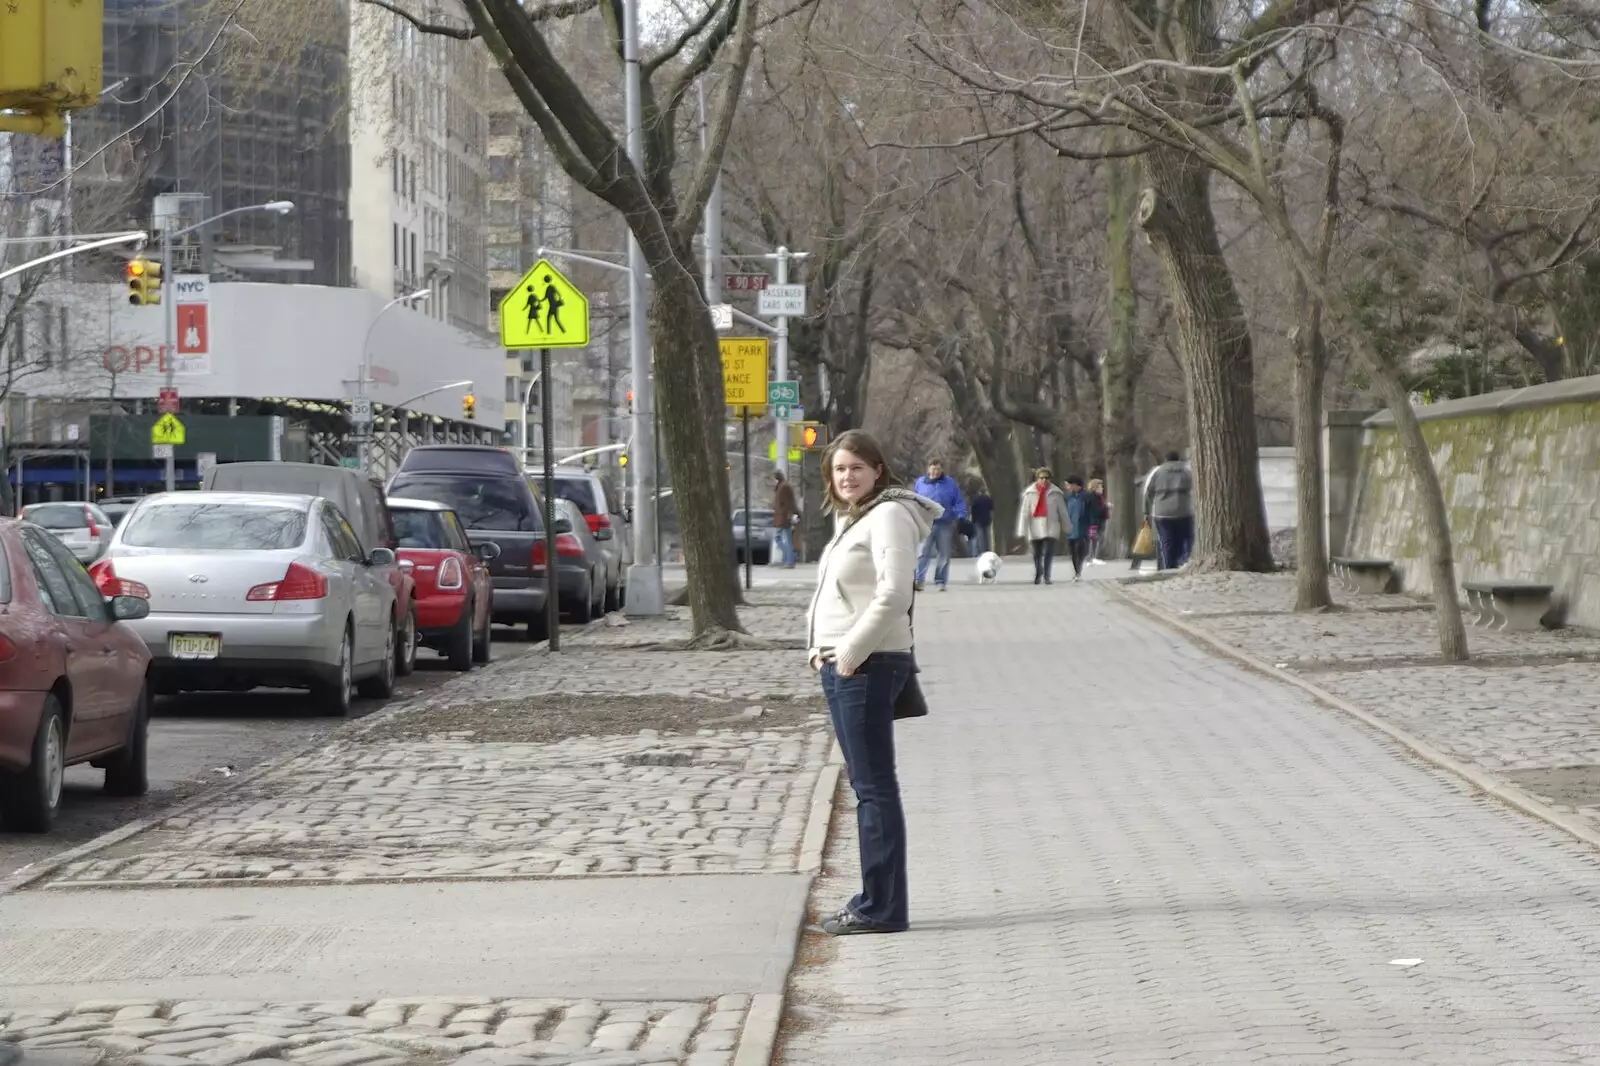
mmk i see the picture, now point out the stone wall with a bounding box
[1346,377,1600,627]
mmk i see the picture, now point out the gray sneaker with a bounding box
[822,909,906,936]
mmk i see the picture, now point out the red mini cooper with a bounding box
[387,498,496,670]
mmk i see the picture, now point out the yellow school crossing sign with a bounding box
[150,413,186,445]
[498,259,589,349]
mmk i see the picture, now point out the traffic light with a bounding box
[799,422,827,450]
[463,393,476,420]
[618,453,628,467]
[125,257,161,305]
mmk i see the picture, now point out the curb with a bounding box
[1109,586,1600,854]
[738,740,841,1066]
[798,742,843,872]
[0,641,551,900]
[733,993,786,1066]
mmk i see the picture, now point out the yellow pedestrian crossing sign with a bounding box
[498,259,589,349]
[150,413,186,446]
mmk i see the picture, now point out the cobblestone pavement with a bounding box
[0,997,753,1066]
[43,727,828,885]
[781,577,1600,1065]
[30,589,824,888]
[1122,572,1600,828]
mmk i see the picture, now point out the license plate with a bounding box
[169,633,221,660]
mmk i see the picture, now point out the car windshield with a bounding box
[734,510,773,526]
[392,509,449,549]
[388,476,533,531]
[24,503,88,530]
[552,477,598,514]
[120,503,309,550]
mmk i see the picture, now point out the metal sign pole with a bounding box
[161,227,176,492]
[541,348,560,651]
[743,408,752,590]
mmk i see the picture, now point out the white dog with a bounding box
[974,551,1003,584]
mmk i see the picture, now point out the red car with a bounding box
[388,498,496,670]
[0,518,153,832]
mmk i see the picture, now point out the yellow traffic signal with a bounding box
[125,257,161,305]
[463,393,476,420]
[618,453,628,467]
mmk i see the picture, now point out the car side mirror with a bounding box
[109,595,150,621]
[552,518,573,535]
[476,541,502,561]
[367,547,397,567]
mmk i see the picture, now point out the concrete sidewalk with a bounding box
[781,571,1600,1065]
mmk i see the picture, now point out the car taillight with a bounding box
[585,513,608,535]
[557,533,584,559]
[88,560,150,599]
[437,557,464,589]
[0,633,15,662]
[247,562,328,601]
[84,506,99,539]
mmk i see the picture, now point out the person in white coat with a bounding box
[1015,468,1071,585]
[806,429,941,935]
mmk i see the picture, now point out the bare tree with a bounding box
[369,0,784,646]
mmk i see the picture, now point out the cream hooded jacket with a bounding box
[806,488,943,675]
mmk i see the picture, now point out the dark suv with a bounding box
[388,446,549,640]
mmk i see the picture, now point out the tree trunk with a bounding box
[1366,354,1470,659]
[1137,148,1273,572]
[978,423,1026,554]
[644,252,745,643]
[1101,148,1141,557]
[1291,280,1332,610]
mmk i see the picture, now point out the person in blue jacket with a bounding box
[912,458,967,591]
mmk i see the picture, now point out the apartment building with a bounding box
[349,2,490,335]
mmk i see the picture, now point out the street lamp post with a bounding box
[160,201,295,491]
[356,287,433,474]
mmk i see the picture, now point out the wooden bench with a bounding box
[1331,557,1395,595]
[1461,580,1554,633]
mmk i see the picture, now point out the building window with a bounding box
[488,245,519,271]
[393,223,400,266]
[409,231,417,277]
[490,199,517,226]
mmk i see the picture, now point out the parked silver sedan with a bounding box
[90,492,399,715]
[20,502,114,563]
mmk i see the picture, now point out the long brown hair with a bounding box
[820,429,904,516]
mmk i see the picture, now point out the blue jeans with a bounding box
[821,653,912,930]
[774,526,795,566]
[916,520,955,587]
[1154,515,1194,569]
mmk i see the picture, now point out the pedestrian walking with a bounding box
[968,485,994,557]
[1062,475,1103,581]
[771,471,798,568]
[806,429,941,935]
[1015,468,1070,585]
[1144,450,1195,570]
[1085,478,1109,565]
[912,458,966,591]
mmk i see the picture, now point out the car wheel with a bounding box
[591,572,605,618]
[103,682,150,797]
[395,607,417,677]
[604,579,620,614]
[358,615,398,698]
[1,694,66,833]
[315,625,355,717]
[571,577,594,624]
[447,600,474,671]
[472,602,492,664]
[528,608,549,643]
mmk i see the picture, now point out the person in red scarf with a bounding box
[1014,468,1070,585]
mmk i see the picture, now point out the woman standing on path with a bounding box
[1085,478,1109,565]
[806,429,941,936]
[1015,468,1070,585]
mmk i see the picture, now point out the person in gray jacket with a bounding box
[1143,450,1194,569]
